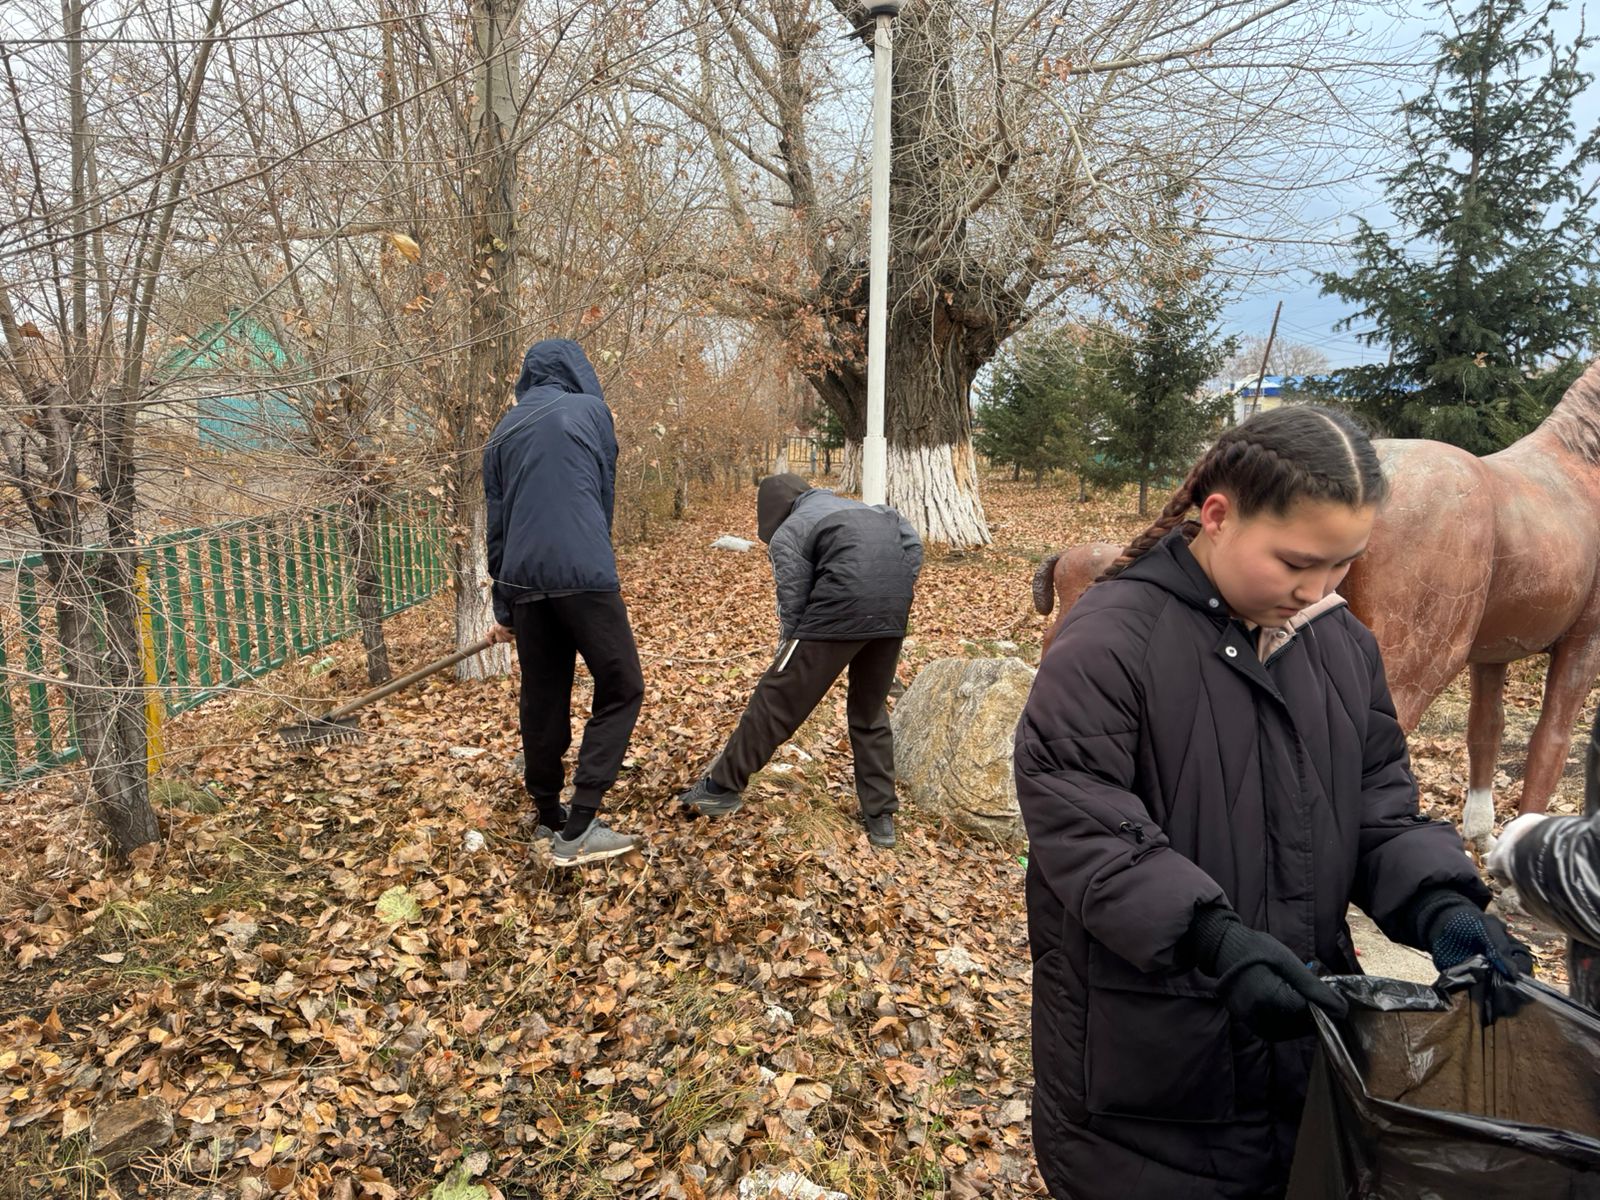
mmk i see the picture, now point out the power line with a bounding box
[0,13,443,49]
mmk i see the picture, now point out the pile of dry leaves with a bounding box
[0,476,1591,1199]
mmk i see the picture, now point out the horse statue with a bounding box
[1033,361,1600,852]
[1033,542,1120,658]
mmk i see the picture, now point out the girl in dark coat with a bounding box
[1016,406,1531,1200]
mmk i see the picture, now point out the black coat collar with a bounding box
[1119,527,1229,622]
[1118,527,1293,701]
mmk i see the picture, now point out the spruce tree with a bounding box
[976,333,1118,486]
[808,401,848,474]
[976,346,1061,484]
[1091,269,1236,515]
[1318,0,1600,453]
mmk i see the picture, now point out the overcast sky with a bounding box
[1220,1,1600,368]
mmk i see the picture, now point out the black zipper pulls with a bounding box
[1118,820,1147,844]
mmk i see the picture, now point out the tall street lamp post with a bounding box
[861,0,900,507]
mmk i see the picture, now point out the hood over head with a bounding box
[757,473,810,543]
[515,338,603,403]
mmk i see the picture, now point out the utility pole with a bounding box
[1249,300,1282,420]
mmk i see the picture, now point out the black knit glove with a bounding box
[1187,907,1349,1042]
[1408,887,1533,979]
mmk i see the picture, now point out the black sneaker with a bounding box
[680,775,744,817]
[863,813,896,849]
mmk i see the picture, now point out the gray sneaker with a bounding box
[550,820,640,866]
[863,814,896,849]
[680,775,744,817]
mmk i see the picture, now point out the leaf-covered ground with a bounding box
[2,475,1595,1199]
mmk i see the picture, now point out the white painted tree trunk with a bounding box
[838,440,862,494]
[888,440,990,547]
[455,499,513,681]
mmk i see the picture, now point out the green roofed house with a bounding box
[156,311,305,449]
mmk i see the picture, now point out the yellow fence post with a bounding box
[135,563,164,773]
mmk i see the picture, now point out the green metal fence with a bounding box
[0,496,448,787]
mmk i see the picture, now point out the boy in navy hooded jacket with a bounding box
[484,339,643,866]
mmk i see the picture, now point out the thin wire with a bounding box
[1,14,445,48]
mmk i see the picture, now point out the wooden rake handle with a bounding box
[322,635,496,722]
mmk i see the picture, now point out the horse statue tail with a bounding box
[1033,553,1062,615]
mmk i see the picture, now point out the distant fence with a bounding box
[762,434,839,476]
[0,496,447,787]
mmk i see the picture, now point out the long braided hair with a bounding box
[1096,405,1388,582]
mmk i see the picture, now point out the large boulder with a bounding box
[892,656,1034,838]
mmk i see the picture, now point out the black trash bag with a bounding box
[1286,958,1600,1199]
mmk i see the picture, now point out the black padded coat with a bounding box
[1015,529,1488,1199]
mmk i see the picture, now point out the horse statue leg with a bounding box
[1464,662,1510,852]
[1520,632,1600,819]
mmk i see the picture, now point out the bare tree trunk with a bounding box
[347,494,392,685]
[18,384,154,854]
[39,508,159,854]
[887,440,989,542]
[838,439,862,494]
[214,42,397,690]
[877,315,992,544]
[802,4,1004,546]
[56,0,154,852]
[92,369,162,851]
[46,0,185,857]
[2,0,218,854]
[818,303,993,542]
[454,0,522,681]
[455,498,512,680]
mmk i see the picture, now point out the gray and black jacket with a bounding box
[759,478,922,642]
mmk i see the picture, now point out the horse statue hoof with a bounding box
[1462,787,1496,854]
